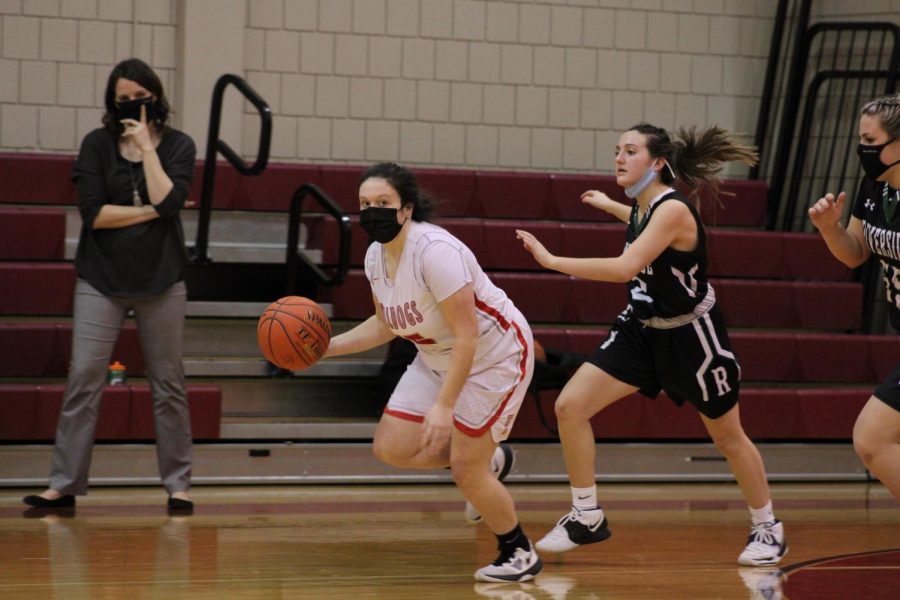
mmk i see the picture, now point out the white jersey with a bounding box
[365,220,529,381]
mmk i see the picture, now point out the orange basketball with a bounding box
[257,296,331,370]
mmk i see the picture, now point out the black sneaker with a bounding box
[535,507,611,553]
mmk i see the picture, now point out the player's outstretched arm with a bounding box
[516,201,692,282]
[323,297,396,358]
[808,191,870,268]
[581,190,630,223]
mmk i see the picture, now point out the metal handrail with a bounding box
[780,69,896,232]
[750,0,790,181]
[286,184,352,294]
[763,0,813,228]
[764,19,900,230]
[193,74,272,265]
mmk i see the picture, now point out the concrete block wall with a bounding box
[239,0,779,175]
[0,0,177,152]
[1,0,897,175]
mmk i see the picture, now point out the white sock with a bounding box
[749,500,775,526]
[571,485,598,511]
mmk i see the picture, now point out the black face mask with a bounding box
[116,96,157,123]
[857,139,900,180]
[359,207,406,243]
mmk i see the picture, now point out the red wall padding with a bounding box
[1,153,769,225]
[0,323,145,377]
[0,384,221,440]
[0,207,66,259]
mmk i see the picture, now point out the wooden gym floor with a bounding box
[0,482,897,599]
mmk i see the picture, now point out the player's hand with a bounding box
[581,190,613,211]
[808,191,846,232]
[516,229,556,269]
[120,103,154,154]
[421,403,453,456]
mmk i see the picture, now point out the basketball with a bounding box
[257,296,331,370]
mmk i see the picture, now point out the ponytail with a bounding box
[627,123,758,206]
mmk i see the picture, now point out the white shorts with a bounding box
[384,324,534,443]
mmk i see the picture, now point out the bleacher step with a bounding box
[207,378,384,419]
[219,418,377,439]
[64,207,323,264]
[184,357,382,378]
[0,442,865,486]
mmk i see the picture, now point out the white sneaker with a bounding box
[739,567,785,600]
[465,444,514,523]
[474,540,543,583]
[535,507,611,553]
[738,520,788,566]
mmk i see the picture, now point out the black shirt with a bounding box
[624,189,709,320]
[852,176,900,328]
[71,127,196,297]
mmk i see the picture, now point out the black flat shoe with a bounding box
[23,494,75,508]
[167,497,194,512]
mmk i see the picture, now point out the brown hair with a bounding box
[360,162,436,222]
[101,58,171,135]
[626,123,759,205]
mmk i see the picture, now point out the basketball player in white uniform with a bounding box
[323,162,541,582]
[517,123,788,567]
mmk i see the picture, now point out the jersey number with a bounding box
[883,262,900,310]
[630,275,653,303]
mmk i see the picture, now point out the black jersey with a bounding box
[852,177,900,329]
[624,189,709,321]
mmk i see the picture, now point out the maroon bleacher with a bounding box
[0,263,76,315]
[312,214,852,282]
[0,153,885,445]
[512,387,871,440]
[0,384,221,441]
[0,323,145,377]
[0,207,66,260]
[0,153,769,225]
[530,328,897,384]
[326,269,863,330]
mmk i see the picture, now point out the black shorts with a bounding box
[587,304,739,419]
[874,362,900,412]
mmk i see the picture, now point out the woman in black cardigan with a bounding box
[24,58,196,512]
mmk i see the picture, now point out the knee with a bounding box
[372,436,399,467]
[852,434,878,467]
[449,455,481,491]
[66,359,105,387]
[554,393,587,424]
[710,429,748,457]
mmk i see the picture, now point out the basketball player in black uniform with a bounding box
[516,123,788,566]
[809,94,900,500]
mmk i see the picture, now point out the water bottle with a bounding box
[107,361,127,385]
